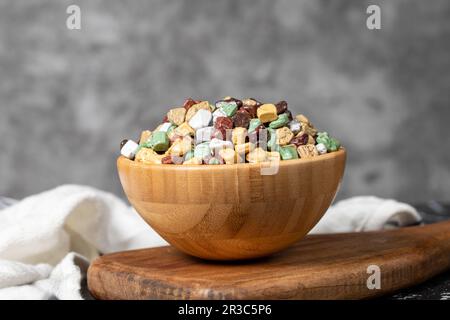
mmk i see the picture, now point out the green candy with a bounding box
[316,132,341,152]
[184,150,195,161]
[208,158,220,165]
[194,142,211,160]
[269,113,290,129]
[267,128,279,151]
[248,118,262,133]
[148,131,169,152]
[279,145,298,160]
[166,124,176,135]
[217,101,238,117]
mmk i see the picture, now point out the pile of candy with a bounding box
[120,97,341,165]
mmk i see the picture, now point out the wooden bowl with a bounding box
[117,149,346,260]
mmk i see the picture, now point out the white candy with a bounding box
[121,140,139,159]
[209,138,233,155]
[289,120,301,134]
[195,126,215,144]
[316,143,327,155]
[212,108,227,124]
[158,122,173,132]
[188,109,212,130]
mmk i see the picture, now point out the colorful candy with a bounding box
[120,97,342,164]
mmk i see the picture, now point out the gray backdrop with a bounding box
[1,0,449,202]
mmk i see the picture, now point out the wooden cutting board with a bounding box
[88,221,450,300]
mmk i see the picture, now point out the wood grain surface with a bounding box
[117,149,346,260]
[88,220,450,300]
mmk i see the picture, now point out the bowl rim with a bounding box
[118,148,346,171]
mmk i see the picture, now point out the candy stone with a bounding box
[166,137,192,156]
[212,108,227,123]
[120,140,139,159]
[269,113,290,129]
[257,104,278,123]
[235,142,255,155]
[297,144,319,158]
[194,142,212,160]
[316,143,327,155]
[316,132,341,152]
[195,126,215,144]
[135,147,164,164]
[174,122,195,137]
[279,145,299,160]
[275,127,294,146]
[246,147,268,163]
[167,107,186,126]
[267,128,279,151]
[148,131,169,152]
[139,130,152,143]
[208,157,221,165]
[218,148,237,164]
[232,127,248,145]
[217,101,238,117]
[183,157,202,165]
[267,151,281,161]
[184,150,195,161]
[157,122,174,132]
[288,120,301,134]
[209,138,234,154]
[248,118,262,133]
[185,101,211,121]
[188,109,212,130]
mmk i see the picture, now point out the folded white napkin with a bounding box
[0,185,421,300]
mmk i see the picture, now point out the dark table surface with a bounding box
[1,197,449,300]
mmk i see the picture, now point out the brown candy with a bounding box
[275,100,288,114]
[241,98,261,118]
[214,117,233,139]
[289,133,308,147]
[284,110,293,121]
[232,109,251,128]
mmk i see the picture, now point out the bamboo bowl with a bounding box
[117,149,346,260]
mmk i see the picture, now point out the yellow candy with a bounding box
[219,148,237,164]
[135,148,164,164]
[276,127,294,146]
[246,147,268,163]
[235,142,255,155]
[257,104,278,123]
[232,127,247,145]
[185,101,211,122]
[166,137,192,156]
[297,144,319,158]
[139,130,152,144]
[183,157,202,165]
[296,114,317,137]
[167,107,186,126]
[173,122,195,137]
[267,151,281,161]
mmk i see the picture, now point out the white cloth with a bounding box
[0,186,421,300]
[310,196,422,234]
[0,185,167,300]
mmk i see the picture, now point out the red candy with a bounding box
[214,117,233,140]
[183,98,199,111]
